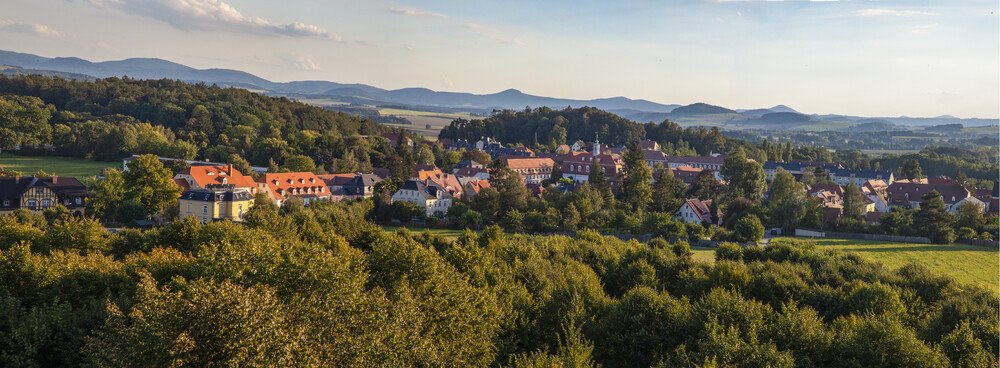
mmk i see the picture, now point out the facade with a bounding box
[675,198,718,225]
[258,172,331,206]
[174,164,258,195]
[829,168,894,187]
[0,176,89,216]
[178,184,255,223]
[391,179,453,216]
[503,157,555,185]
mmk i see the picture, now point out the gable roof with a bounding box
[680,198,717,223]
[503,157,555,170]
[887,177,971,205]
[180,164,257,189]
[259,172,328,200]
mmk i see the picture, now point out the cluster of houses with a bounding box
[2,137,995,229]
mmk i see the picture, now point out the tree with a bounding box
[416,145,435,166]
[620,143,653,211]
[651,168,686,213]
[914,191,956,244]
[283,154,316,172]
[544,163,564,186]
[841,183,867,221]
[767,168,806,230]
[687,170,720,200]
[955,201,986,231]
[587,161,614,204]
[490,161,529,215]
[732,215,765,243]
[89,168,126,221]
[123,154,183,218]
[721,148,766,201]
[901,159,922,180]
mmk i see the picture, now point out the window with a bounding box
[41,199,51,208]
[27,199,36,208]
[2,200,7,206]
[203,205,208,214]
[76,197,82,205]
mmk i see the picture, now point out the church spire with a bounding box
[593,132,601,156]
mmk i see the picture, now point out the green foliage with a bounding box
[732,216,764,243]
[721,148,767,201]
[915,191,957,244]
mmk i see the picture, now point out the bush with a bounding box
[732,216,764,243]
[957,227,977,240]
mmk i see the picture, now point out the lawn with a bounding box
[380,225,468,240]
[811,238,998,290]
[0,154,119,178]
[691,246,716,263]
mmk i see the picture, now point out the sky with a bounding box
[1,0,998,118]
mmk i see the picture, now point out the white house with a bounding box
[674,198,717,225]
[391,179,453,216]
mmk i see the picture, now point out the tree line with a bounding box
[0,196,996,367]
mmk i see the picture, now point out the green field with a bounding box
[812,238,998,290]
[378,108,482,139]
[380,225,468,240]
[0,154,118,178]
[690,246,716,263]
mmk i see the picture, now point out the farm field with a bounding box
[812,238,998,290]
[379,108,482,139]
[0,154,118,178]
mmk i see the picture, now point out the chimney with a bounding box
[51,175,57,184]
[227,164,233,175]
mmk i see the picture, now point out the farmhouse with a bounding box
[675,198,719,225]
[0,176,89,216]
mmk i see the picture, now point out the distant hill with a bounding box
[0,65,95,80]
[668,102,736,116]
[1,49,995,129]
[0,49,679,114]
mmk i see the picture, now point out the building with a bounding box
[453,167,490,180]
[0,176,89,216]
[461,178,491,198]
[422,171,465,199]
[178,184,255,223]
[670,166,704,185]
[644,152,726,180]
[887,177,984,213]
[391,179,453,216]
[258,172,331,206]
[861,179,890,212]
[829,168,894,187]
[503,157,555,185]
[174,164,258,195]
[123,155,267,174]
[639,139,661,151]
[762,161,842,181]
[675,198,718,225]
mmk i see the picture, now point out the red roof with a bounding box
[259,172,328,200]
[179,164,256,189]
[887,177,970,205]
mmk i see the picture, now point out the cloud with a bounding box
[909,23,939,35]
[464,22,525,46]
[0,20,70,38]
[275,53,321,71]
[851,8,935,17]
[72,0,338,39]
[385,5,448,19]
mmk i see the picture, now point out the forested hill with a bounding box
[439,106,754,157]
[0,75,385,169]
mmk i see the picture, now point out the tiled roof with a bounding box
[181,165,256,189]
[503,157,555,170]
[259,172,328,200]
[887,177,970,205]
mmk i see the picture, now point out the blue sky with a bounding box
[1,0,997,118]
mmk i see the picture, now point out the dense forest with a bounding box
[0,199,996,367]
[0,75,401,173]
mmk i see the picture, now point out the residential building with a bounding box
[503,157,555,185]
[675,198,719,225]
[762,161,842,181]
[461,178,491,198]
[887,177,984,213]
[174,164,258,195]
[178,184,255,223]
[0,176,89,216]
[422,172,465,199]
[123,155,267,174]
[391,179,453,216]
[258,172,331,206]
[829,168,894,187]
[453,167,491,180]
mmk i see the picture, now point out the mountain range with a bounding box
[1,49,996,128]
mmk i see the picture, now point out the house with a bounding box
[571,140,587,152]
[461,178,491,198]
[806,183,843,207]
[675,198,719,225]
[503,157,555,185]
[829,168,894,187]
[556,144,571,154]
[344,174,382,198]
[862,179,890,212]
[670,166,704,185]
[453,167,491,180]
[639,139,661,151]
[887,177,984,213]
[560,154,623,186]
[455,160,484,169]
[123,155,266,174]
[382,131,414,148]
[422,172,465,199]
[644,152,726,179]
[762,161,842,181]
[258,172,331,206]
[174,164,258,195]
[391,179,453,216]
[0,176,89,216]
[178,184,255,223]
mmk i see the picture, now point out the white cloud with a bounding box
[275,53,321,71]
[385,5,448,19]
[464,22,525,46]
[851,8,935,17]
[910,23,940,35]
[72,0,338,39]
[0,20,70,38]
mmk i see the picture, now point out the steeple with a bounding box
[593,132,601,157]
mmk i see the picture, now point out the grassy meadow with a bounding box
[0,153,119,178]
[812,238,998,290]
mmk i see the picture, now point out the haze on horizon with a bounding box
[1,0,998,119]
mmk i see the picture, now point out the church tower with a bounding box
[592,133,601,157]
